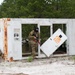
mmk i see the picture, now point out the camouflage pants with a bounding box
[29,41,38,58]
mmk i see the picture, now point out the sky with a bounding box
[0,0,4,5]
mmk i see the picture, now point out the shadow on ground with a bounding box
[0,73,28,75]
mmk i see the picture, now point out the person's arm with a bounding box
[28,31,36,40]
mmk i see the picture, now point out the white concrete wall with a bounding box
[0,19,4,53]
[7,20,22,60]
[1,18,75,60]
[67,19,75,55]
[8,18,75,59]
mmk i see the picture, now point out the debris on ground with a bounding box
[0,56,75,75]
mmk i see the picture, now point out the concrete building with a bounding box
[0,18,75,61]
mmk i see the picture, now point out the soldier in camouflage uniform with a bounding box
[28,27,40,59]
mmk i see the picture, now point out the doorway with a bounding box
[40,26,51,55]
[22,24,38,57]
[53,24,67,54]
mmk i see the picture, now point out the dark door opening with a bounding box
[22,24,38,57]
[40,26,51,54]
[53,24,67,54]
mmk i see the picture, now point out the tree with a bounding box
[0,0,75,18]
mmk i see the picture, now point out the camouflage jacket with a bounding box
[28,30,40,42]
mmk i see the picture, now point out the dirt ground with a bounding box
[0,56,75,75]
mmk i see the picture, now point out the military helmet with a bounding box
[34,27,39,32]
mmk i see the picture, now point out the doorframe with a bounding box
[38,23,68,58]
[38,24,52,57]
[52,23,67,55]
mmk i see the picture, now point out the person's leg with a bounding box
[31,44,36,59]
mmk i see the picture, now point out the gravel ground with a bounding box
[0,56,75,75]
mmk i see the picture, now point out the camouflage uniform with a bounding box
[28,29,40,59]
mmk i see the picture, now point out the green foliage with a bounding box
[72,56,75,60]
[0,0,75,18]
[72,55,75,64]
[27,56,33,62]
[40,26,50,44]
[22,24,37,39]
[0,0,75,44]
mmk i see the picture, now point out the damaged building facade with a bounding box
[0,18,75,61]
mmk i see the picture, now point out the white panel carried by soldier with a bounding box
[28,27,40,59]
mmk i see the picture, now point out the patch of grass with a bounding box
[27,56,33,62]
[72,55,75,63]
